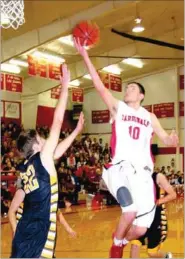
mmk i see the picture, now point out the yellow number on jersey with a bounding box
[20,165,39,194]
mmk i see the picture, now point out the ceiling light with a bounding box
[1,63,21,74]
[9,59,28,67]
[132,25,145,33]
[122,58,143,68]
[58,35,74,46]
[102,65,121,75]
[32,51,65,63]
[70,79,80,87]
[1,13,10,26]
[132,17,145,33]
[83,74,92,80]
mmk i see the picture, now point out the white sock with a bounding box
[122,238,129,245]
[113,237,123,246]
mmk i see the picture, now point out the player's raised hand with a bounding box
[75,112,85,133]
[73,37,88,58]
[169,129,179,147]
[59,64,70,89]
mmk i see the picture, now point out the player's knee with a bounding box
[134,226,147,239]
[116,186,133,207]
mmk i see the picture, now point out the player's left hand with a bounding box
[59,63,70,88]
[68,228,77,238]
[169,129,179,147]
[75,112,85,133]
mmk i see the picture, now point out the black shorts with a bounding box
[139,206,168,249]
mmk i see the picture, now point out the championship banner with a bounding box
[110,74,122,92]
[143,105,152,113]
[48,63,61,81]
[153,103,174,118]
[72,88,84,103]
[5,74,23,92]
[179,102,184,117]
[4,101,20,119]
[92,110,110,124]
[179,75,184,90]
[1,73,5,90]
[98,71,110,89]
[50,85,61,99]
[28,55,47,78]
[1,101,4,117]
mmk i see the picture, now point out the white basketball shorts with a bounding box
[102,160,156,228]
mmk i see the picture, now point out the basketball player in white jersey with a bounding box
[74,38,179,258]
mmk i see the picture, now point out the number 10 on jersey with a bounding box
[129,126,140,140]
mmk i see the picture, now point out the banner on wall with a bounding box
[179,102,184,117]
[153,103,174,118]
[1,73,5,90]
[36,106,75,129]
[98,71,110,89]
[110,74,122,92]
[92,110,110,124]
[51,85,61,99]
[28,55,47,78]
[1,101,4,117]
[179,75,184,89]
[4,102,20,119]
[143,105,152,112]
[48,63,61,81]
[72,88,84,103]
[5,74,23,92]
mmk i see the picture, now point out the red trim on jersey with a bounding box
[150,132,154,163]
[110,121,117,159]
[104,163,113,169]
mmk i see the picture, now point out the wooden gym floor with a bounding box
[1,200,184,258]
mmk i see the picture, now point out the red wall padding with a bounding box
[36,105,76,130]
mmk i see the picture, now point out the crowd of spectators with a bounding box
[1,121,184,216]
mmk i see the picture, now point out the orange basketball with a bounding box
[73,20,100,47]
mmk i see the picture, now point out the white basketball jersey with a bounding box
[110,101,154,171]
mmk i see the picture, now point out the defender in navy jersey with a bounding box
[131,172,176,258]
[10,64,84,258]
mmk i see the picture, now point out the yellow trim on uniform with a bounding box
[50,176,57,185]
[147,243,162,254]
[131,240,142,246]
[51,185,58,194]
[41,249,53,258]
[45,240,54,250]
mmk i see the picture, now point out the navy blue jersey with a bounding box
[11,152,58,258]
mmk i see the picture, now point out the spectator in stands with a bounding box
[160,166,166,174]
[102,143,110,156]
[166,166,172,176]
[67,153,76,168]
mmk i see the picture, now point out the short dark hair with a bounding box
[17,129,38,159]
[128,82,145,95]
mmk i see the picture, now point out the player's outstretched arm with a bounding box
[156,173,177,205]
[8,189,25,236]
[151,113,179,147]
[58,211,77,237]
[41,64,69,157]
[54,112,84,160]
[74,37,118,118]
